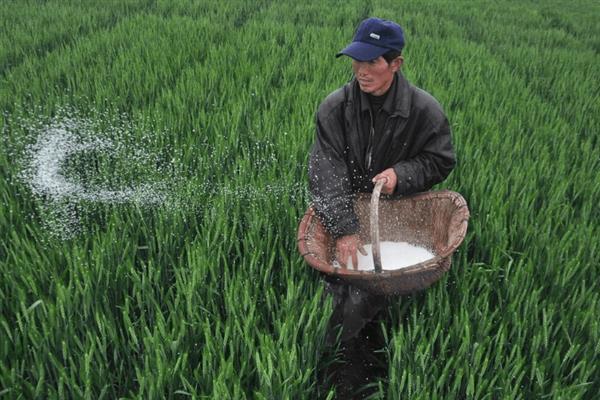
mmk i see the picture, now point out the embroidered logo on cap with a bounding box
[369,33,380,40]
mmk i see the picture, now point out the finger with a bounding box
[351,250,359,270]
[379,181,389,194]
[338,251,348,269]
[373,175,389,184]
[384,175,395,193]
[358,244,368,256]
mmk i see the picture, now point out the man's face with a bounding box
[352,56,403,96]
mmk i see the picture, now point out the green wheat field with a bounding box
[1,1,599,399]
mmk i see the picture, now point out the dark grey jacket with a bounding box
[309,72,456,238]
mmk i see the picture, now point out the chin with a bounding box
[359,85,374,94]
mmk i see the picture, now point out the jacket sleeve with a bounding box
[308,105,359,239]
[392,114,456,195]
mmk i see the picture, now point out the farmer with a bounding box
[309,17,456,394]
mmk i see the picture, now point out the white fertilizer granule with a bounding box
[339,241,435,271]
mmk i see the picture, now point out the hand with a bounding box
[336,234,367,269]
[372,168,397,195]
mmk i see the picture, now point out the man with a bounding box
[309,17,456,396]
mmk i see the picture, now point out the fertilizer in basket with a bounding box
[340,241,435,271]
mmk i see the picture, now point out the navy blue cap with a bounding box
[336,17,405,61]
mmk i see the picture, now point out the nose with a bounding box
[354,61,369,77]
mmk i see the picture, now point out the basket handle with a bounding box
[370,179,385,273]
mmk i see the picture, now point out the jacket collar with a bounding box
[355,71,411,118]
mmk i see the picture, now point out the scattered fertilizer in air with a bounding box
[338,241,435,271]
[16,114,173,239]
[27,124,166,204]
[11,110,309,239]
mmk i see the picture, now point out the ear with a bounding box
[391,56,404,72]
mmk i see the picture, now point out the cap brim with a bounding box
[335,41,388,61]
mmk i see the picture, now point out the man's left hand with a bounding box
[372,168,397,194]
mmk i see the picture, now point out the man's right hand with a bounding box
[336,234,367,269]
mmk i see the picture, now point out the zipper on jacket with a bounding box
[366,109,374,170]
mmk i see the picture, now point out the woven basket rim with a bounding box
[297,189,469,279]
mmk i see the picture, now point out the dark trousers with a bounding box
[321,276,390,399]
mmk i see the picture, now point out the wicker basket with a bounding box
[297,189,469,296]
